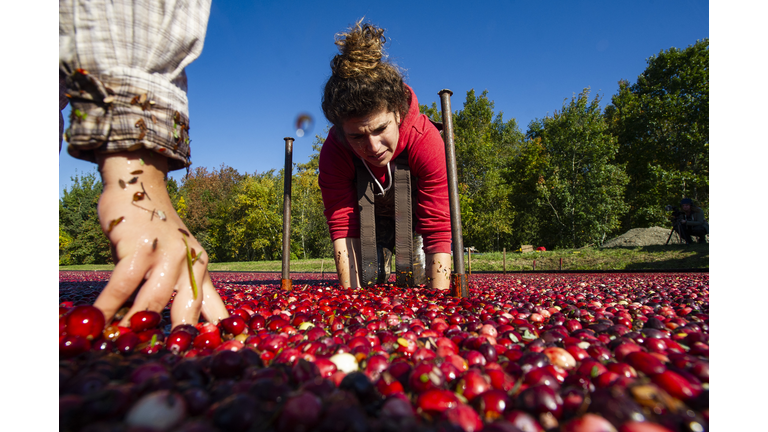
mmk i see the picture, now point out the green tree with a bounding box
[225,170,283,261]
[503,136,551,248]
[448,90,525,251]
[178,165,244,261]
[527,89,628,248]
[605,39,709,229]
[59,171,112,264]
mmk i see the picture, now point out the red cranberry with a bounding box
[65,305,106,340]
[129,310,162,332]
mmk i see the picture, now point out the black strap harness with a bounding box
[354,148,425,287]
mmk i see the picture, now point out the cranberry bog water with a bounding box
[59,271,709,432]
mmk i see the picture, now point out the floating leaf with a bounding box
[130,170,143,175]
[152,238,158,251]
[178,229,190,237]
[107,217,125,233]
[183,237,198,300]
[128,177,138,184]
[156,210,167,221]
[118,179,126,189]
[139,159,145,166]
[133,192,145,202]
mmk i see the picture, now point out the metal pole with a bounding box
[439,89,468,298]
[281,137,294,291]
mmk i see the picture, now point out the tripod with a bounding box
[666,219,686,245]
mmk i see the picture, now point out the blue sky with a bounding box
[58,0,709,196]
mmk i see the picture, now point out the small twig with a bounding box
[182,237,199,299]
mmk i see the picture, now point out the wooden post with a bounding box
[533,260,536,271]
[503,248,506,274]
[320,259,324,281]
[439,89,468,298]
[559,257,562,271]
[281,137,294,291]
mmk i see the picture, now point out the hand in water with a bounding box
[93,149,229,329]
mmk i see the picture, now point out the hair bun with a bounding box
[332,19,387,79]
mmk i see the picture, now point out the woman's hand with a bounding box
[92,149,228,329]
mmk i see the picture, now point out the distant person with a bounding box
[675,198,709,244]
[59,0,228,328]
[318,20,452,290]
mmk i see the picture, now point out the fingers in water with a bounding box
[170,255,206,328]
[200,271,229,325]
[119,261,181,327]
[93,257,148,325]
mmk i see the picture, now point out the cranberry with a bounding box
[472,389,509,421]
[65,305,106,340]
[651,370,701,400]
[626,351,666,376]
[455,368,491,401]
[416,388,458,415]
[193,331,222,350]
[60,334,91,358]
[129,310,162,332]
[219,316,247,335]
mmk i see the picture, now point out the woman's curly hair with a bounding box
[322,19,410,134]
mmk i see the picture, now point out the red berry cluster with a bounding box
[59,272,708,432]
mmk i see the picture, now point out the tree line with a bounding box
[60,40,708,265]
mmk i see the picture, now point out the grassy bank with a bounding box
[60,243,708,272]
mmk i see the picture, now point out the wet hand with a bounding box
[93,150,229,329]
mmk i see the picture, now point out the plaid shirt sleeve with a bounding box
[59,0,212,171]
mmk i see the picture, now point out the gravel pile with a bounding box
[601,226,684,248]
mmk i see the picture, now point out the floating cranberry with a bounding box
[561,413,618,432]
[115,332,140,354]
[626,351,666,376]
[416,389,459,415]
[65,305,106,340]
[456,368,491,401]
[651,370,701,400]
[167,331,193,353]
[193,331,222,351]
[60,334,91,358]
[442,402,484,432]
[219,315,247,335]
[129,310,161,332]
[472,389,509,421]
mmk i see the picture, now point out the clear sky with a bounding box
[58,0,709,196]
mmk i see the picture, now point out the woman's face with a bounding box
[342,109,400,168]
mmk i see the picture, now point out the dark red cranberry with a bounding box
[129,310,162,332]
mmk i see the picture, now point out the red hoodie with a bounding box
[318,85,452,254]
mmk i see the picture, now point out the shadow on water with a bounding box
[620,243,709,271]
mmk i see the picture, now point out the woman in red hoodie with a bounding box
[318,20,452,290]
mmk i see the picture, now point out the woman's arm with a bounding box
[332,237,362,289]
[426,252,452,290]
